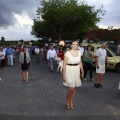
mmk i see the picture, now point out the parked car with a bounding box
[82,43,120,72]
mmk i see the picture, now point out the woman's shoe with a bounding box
[70,105,74,110]
[25,80,28,84]
[65,105,70,109]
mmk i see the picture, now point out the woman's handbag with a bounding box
[54,57,61,62]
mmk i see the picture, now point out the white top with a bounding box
[78,46,84,56]
[96,48,107,65]
[35,48,40,54]
[3,48,6,55]
[0,51,5,59]
[47,49,57,59]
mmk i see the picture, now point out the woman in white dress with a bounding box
[63,40,84,109]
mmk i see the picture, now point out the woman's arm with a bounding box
[19,52,22,66]
[28,52,31,65]
[84,51,92,58]
[62,56,68,83]
[79,58,84,79]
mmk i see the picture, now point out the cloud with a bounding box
[0,0,39,27]
[0,0,120,40]
[0,3,16,27]
[82,0,120,28]
[0,0,39,40]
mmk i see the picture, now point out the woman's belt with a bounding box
[67,63,79,66]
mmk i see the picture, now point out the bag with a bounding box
[54,57,61,62]
[118,82,120,90]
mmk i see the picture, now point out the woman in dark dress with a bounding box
[19,47,31,84]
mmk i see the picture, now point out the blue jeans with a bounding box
[49,58,54,71]
[7,54,13,66]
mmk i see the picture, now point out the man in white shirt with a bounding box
[35,46,40,63]
[94,43,108,88]
[78,43,84,56]
[47,45,57,72]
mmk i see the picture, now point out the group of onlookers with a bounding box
[0,42,110,110]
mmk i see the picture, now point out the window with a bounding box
[107,50,113,57]
[83,46,94,52]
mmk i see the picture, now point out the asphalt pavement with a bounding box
[0,55,120,120]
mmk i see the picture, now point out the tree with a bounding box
[1,36,5,42]
[19,39,24,45]
[31,0,105,41]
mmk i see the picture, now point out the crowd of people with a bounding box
[0,41,109,109]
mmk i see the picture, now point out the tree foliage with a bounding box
[86,28,120,42]
[1,36,5,42]
[31,0,106,40]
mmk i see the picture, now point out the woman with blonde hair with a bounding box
[63,40,84,110]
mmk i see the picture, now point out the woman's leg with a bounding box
[25,70,29,83]
[60,61,63,73]
[22,70,25,80]
[57,62,61,72]
[83,62,88,79]
[66,87,76,109]
[69,88,76,109]
[66,88,71,107]
[89,63,94,80]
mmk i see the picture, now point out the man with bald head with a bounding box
[94,43,108,88]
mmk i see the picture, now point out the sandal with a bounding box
[65,105,70,109]
[70,105,74,110]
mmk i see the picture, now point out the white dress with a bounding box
[63,51,81,87]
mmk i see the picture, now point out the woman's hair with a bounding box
[71,40,78,44]
[86,44,92,50]
[22,46,27,52]
[59,45,64,51]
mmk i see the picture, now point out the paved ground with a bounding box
[0,55,120,120]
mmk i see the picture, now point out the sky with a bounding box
[0,0,120,41]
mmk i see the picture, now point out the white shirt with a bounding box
[35,48,40,54]
[0,51,5,59]
[47,49,57,59]
[96,48,107,65]
[3,48,6,55]
[78,46,84,56]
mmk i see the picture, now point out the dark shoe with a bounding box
[98,83,103,87]
[94,83,100,88]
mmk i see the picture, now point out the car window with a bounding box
[97,47,113,57]
[106,49,113,57]
[83,46,94,52]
